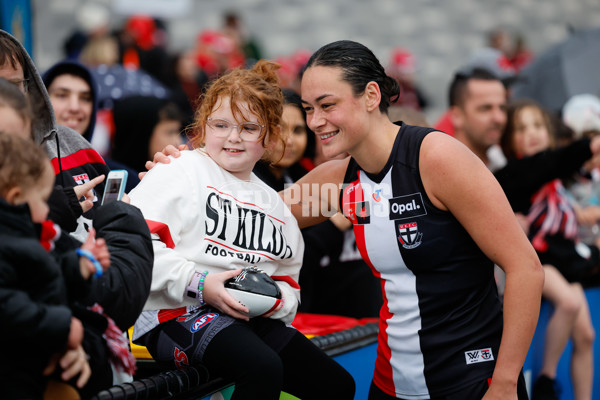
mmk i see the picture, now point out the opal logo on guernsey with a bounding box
[388,193,427,220]
[464,347,494,364]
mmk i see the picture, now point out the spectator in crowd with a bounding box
[253,88,315,190]
[111,95,185,190]
[0,29,108,238]
[487,27,513,58]
[0,75,32,139]
[117,15,169,81]
[62,1,111,61]
[43,60,144,192]
[193,29,246,80]
[509,32,534,72]
[486,27,534,72]
[0,31,155,397]
[433,46,517,143]
[386,47,428,111]
[43,60,96,143]
[447,67,508,171]
[498,98,597,400]
[0,132,105,399]
[160,50,209,127]
[562,94,600,247]
[222,10,263,66]
[562,93,600,141]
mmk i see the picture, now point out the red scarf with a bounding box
[90,304,137,375]
[39,220,61,252]
[528,179,578,252]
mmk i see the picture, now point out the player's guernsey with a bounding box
[340,123,503,399]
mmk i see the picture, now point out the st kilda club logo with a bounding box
[396,222,422,249]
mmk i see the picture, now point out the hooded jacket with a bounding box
[0,30,110,236]
[0,197,154,398]
[0,198,90,398]
[111,95,171,173]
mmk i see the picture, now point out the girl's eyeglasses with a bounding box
[206,117,264,141]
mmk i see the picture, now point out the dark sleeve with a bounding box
[84,201,153,331]
[47,185,83,232]
[298,220,344,313]
[0,259,72,354]
[494,139,592,213]
[535,234,600,283]
[58,249,92,302]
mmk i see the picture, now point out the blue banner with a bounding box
[0,0,33,56]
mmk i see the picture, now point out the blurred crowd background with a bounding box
[28,0,600,124]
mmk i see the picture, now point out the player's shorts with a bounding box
[369,370,529,399]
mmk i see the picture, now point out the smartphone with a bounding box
[101,170,128,205]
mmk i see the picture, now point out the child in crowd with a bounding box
[0,75,33,139]
[0,75,154,398]
[0,133,110,399]
[253,88,315,190]
[500,99,595,400]
[111,95,185,191]
[129,60,354,399]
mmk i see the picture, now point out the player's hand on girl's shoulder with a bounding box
[139,144,188,180]
[203,268,250,321]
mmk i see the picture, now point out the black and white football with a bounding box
[225,267,282,318]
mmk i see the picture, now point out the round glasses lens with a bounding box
[242,123,261,135]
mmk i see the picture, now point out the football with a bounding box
[225,267,282,318]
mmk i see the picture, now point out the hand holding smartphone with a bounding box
[101,170,128,205]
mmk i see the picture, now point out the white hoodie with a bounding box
[130,150,304,339]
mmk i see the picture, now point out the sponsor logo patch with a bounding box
[388,193,426,220]
[174,347,189,369]
[464,347,494,365]
[372,188,383,202]
[344,201,371,225]
[73,173,99,202]
[190,312,218,333]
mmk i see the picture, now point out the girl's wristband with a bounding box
[198,271,208,306]
[186,270,209,306]
[76,248,103,277]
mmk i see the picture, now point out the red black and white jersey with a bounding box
[340,123,503,399]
